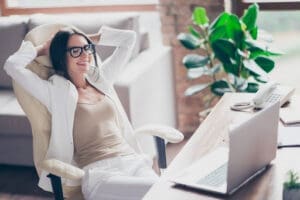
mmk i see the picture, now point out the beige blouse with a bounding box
[73,96,135,168]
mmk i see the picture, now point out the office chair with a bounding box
[12,24,184,199]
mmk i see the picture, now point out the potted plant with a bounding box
[177,3,281,99]
[283,170,300,200]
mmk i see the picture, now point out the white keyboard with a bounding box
[197,163,228,187]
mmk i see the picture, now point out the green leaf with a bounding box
[210,12,231,30]
[223,64,239,76]
[243,59,268,77]
[242,3,259,31]
[254,75,269,83]
[255,56,275,73]
[209,12,233,43]
[246,40,279,52]
[211,80,232,96]
[240,67,250,79]
[209,25,228,43]
[250,26,258,39]
[284,170,300,189]
[245,40,266,50]
[177,33,201,50]
[226,15,244,45]
[192,7,209,26]
[246,40,283,59]
[246,82,259,93]
[188,25,201,38]
[249,48,282,59]
[209,13,244,44]
[187,68,205,79]
[211,39,236,65]
[184,83,210,96]
[182,54,209,69]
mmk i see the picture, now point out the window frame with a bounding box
[0,0,157,16]
[231,0,300,16]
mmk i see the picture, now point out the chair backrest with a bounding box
[12,23,85,199]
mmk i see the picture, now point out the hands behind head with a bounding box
[36,36,53,57]
[60,25,101,44]
[35,29,100,57]
[87,32,101,44]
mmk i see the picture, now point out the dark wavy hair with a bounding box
[49,28,98,80]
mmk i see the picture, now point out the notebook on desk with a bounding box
[278,122,300,148]
[280,94,300,125]
[277,94,300,147]
[171,101,280,195]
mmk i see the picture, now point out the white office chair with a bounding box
[12,24,184,199]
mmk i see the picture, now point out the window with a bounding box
[0,0,162,46]
[0,0,158,16]
[231,0,300,16]
[257,10,300,93]
[6,0,158,8]
[230,0,300,94]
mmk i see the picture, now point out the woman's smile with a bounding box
[77,60,90,67]
[67,34,92,75]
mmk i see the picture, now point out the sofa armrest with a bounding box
[114,46,177,156]
[114,46,176,128]
[41,159,85,181]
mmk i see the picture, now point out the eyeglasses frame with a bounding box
[66,43,96,58]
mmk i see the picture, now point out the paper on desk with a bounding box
[280,95,300,125]
[278,122,300,147]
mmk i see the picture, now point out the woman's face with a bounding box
[66,34,93,79]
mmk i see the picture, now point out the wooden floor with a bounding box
[0,138,188,200]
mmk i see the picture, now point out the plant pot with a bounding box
[283,188,300,200]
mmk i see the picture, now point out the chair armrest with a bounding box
[134,124,184,143]
[41,159,85,181]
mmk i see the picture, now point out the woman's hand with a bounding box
[36,37,52,57]
[87,32,101,44]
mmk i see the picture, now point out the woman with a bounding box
[4,25,158,200]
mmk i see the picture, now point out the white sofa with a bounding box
[0,13,176,166]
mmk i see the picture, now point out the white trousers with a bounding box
[81,154,159,200]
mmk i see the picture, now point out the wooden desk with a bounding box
[144,93,300,200]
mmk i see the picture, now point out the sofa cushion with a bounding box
[0,90,31,136]
[0,17,28,89]
[28,13,140,61]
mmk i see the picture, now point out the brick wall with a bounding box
[158,0,224,136]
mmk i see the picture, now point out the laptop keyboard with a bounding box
[197,163,228,187]
[265,93,281,104]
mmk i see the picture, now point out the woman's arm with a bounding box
[95,26,137,83]
[4,41,51,110]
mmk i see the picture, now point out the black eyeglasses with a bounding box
[66,44,95,58]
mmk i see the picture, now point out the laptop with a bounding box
[171,101,280,195]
